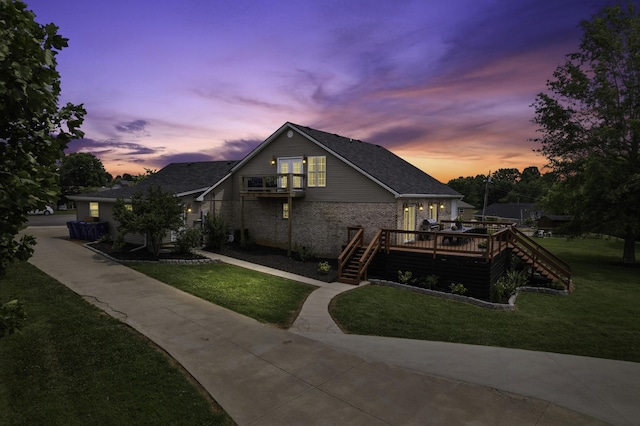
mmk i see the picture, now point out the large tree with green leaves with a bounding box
[59,152,109,194]
[532,2,640,264]
[113,185,185,258]
[0,1,85,275]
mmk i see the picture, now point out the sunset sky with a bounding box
[25,0,629,183]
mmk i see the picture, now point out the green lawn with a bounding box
[331,236,640,362]
[0,261,234,425]
[126,262,317,328]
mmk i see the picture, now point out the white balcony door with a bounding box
[277,157,303,189]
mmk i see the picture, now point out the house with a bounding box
[69,161,238,243]
[216,122,462,257]
[70,122,461,257]
[68,123,572,298]
[475,202,543,226]
[456,200,475,221]
[537,215,571,232]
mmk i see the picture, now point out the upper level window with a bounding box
[307,156,326,187]
[278,157,304,189]
[89,202,99,218]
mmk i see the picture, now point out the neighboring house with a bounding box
[214,122,462,257]
[69,161,238,243]
[475,202,543,225]
[456,200,475,222]
[537,215,571,231]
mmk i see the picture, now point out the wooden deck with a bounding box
[337,223,571,290]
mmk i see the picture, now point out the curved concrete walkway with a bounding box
[25,226,639,425]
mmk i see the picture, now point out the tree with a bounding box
[59,152,108,194]
[531,2,640,264]
[0,1,85,276]
[447,174,486,207]
[490,168,521,203]
[113,185,185,258]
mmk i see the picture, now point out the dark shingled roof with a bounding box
[480,203,543,220]
[288,123,460,196]
[74,161,238,199]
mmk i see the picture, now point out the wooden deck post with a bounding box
[240,195,245,246]
[287,194,292,257]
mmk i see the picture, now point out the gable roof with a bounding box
[234,122,460,198]
[70,160,238,201]
[478,203,544,220]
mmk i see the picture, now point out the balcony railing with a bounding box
[240,174,306,197]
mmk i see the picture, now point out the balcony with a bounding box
[240,174,306,198]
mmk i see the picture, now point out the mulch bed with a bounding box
[209,243,339,283]
[88,241,338,283]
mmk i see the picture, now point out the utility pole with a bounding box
[482,170,491,221]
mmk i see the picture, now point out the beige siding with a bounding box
[232,132,395,202]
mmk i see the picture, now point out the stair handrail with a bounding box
[358,229,383,281]
[509,228,572,289]
[338,227,364,278]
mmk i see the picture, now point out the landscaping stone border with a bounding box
[369,279,568,311]
[84,243,219,265]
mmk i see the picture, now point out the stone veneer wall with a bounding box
[225,199,398,257]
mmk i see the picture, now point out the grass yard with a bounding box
[0,261,234,425]
[331,236,640,362]
[126,262,317,328]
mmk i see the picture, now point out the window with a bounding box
[283,202,289,219]
[307,156,326,187]
[125,204,133,211]
[89,202,99,218]
[277,157,304,189]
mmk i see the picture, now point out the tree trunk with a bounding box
[622,228,636,264]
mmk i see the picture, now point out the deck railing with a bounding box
[508,227,572,289]
[381,228,507,260]
[338,222,571,288]
[358,229,384,281]
[240,173,306,195]
[337,226,364,279]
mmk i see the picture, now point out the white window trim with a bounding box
[307,155,326,187]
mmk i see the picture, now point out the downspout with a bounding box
[130,234,148,252]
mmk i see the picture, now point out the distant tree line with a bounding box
[447,167,556,208]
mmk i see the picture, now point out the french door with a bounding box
[277,157,304,189]
[403,205,416,243]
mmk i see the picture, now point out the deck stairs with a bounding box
[506,228,572,289]
[338,247,366,284]
[337,228,383,285]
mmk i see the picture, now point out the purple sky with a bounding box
[26,0,629,182]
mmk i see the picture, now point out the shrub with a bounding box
[112,234,126,252]
[173,228,202,255]
[295,244,316,262]
[491,269,528,303]
[203,213,227,251]
[0,299,26,339]
[97,233,112,244]
[317,261,331,274]
[416,274,438,289]
[449,282,468,295]
[397,270,416,285]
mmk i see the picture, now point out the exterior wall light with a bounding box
[418,203,423,211]
[271,156,276,165]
